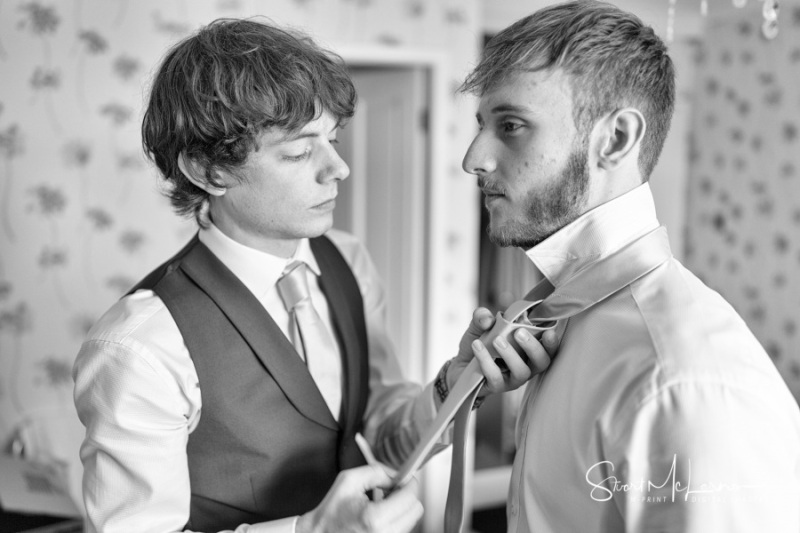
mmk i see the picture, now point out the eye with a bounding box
[283,147,311,162]
[500,120,524,134]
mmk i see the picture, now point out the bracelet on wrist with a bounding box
[434,358,486,410]
[434,359,453,404]
[472,394,485,410]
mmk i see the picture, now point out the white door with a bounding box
[334,67,429,383]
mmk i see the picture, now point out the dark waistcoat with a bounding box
[129,234,369,531]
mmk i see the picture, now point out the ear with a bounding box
[178,152,227,197]
[594,108,646,172]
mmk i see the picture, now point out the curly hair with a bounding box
[460,0,675,180]
[141,18,357,225]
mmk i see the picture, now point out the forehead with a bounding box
[477,69,574,120]
[260,109,339,146]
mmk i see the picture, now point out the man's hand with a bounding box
[296,465,423,533]
[447,307,558,396]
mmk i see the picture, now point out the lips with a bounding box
[478,178,505,198]
[481,187,506,204]
[481,186,505,209]
[312,198,337,209]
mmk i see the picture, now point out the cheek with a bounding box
[511,153,545,180]
[249,174,300,208]
[228,179,286,222]
[519,150,561,177]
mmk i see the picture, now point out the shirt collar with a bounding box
[525,183,661,287]
[198,223,321,299]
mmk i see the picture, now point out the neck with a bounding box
[585,165,643,213]
[251,238,299,258]
[209,216,299,258]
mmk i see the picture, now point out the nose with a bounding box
[321,143,350,183]
[462,132,496,176]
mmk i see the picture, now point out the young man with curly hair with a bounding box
[73,18,550,533]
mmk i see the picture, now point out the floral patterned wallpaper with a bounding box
[685,1,800,400]
[0,0,481,460]
[0,0,193,447]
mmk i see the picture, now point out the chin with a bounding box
[306,216,335,238]
[487,217,530,249]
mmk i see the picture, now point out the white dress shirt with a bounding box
[73,226,439,533]
[507,184,800,532]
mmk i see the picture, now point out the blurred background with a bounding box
[0,0,797,531]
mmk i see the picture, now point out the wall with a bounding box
[0,0,482,515]
[684,0,800,399]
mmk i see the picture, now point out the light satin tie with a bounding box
[277,260,342,420]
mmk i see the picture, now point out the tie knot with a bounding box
[277,261,311,312]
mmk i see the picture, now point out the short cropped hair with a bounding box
[142,18,356,225]
[461,0,674,180]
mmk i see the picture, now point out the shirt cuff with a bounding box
[243,515,298,533]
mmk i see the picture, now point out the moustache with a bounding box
[478,177,505,196]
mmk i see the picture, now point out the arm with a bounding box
[74,336,199,533]
[330,230,553,467]
[613,381,800,533]
[348,233,440,467]
[72,299,296,533]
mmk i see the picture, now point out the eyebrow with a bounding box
[281,122,341,143]
[489,104,533,114]
[475,103,536,123]
[281,131,320,143]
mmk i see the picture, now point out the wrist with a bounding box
[434,358,486,410]
[434,359,453,405]
[472,392,486,410]
[295,512,317,533]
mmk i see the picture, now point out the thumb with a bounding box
[540,328,561,356]
[342,464,393,492]
[467,307,495,337]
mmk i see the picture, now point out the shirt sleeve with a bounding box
[610,380,800,533]
[72,303,299,533]
[326,230,449,468]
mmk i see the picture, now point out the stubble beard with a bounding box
[487,142,591,250]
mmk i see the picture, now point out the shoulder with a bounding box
[321,229,376,278]
[322,228,368,262]
[630,258,770,379]
[601,257,799,431]
[128,235,199,294]
[319,229,384,303]
[574,256,796,425]
[85,290,175,347]
[77,289,190,387]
